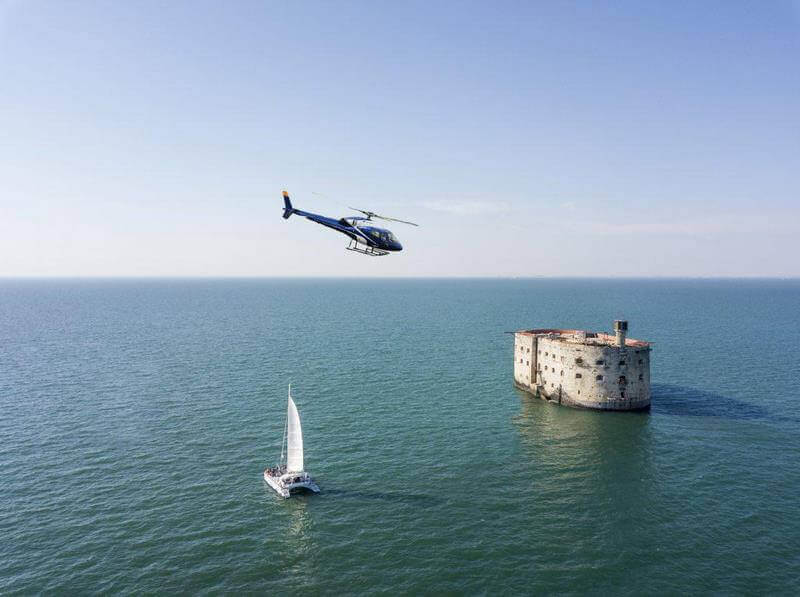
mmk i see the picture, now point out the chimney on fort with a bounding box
[614,320,628,347]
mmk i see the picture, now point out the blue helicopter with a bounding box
[281,191,418,256]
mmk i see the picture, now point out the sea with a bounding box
[1,279,799,595]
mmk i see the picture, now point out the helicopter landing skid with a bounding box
[346,239,389,256]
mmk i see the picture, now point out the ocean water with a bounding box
[1,278,799,595]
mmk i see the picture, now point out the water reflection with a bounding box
[512,390,656,513]
[289,497,310,529]
[261,482,314,567]
[513,391,651,457]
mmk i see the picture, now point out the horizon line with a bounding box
[1,275,799,281]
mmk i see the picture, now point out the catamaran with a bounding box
[264,384,320,498]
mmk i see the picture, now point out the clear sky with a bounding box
[1,0,798,277]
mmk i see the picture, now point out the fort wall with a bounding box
[513,321,651,411]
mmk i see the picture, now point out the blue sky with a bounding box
[1,1,798,276]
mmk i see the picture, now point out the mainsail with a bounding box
[286,389,304,472]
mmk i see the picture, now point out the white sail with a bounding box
[286,390,304,472]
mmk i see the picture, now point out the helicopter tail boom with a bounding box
[282,191,295,219]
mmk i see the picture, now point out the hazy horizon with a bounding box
[2,1,798,277]
[2,275,799,280]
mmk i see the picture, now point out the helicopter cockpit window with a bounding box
[369,230,381,239]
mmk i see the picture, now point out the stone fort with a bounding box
[513,320,651,411]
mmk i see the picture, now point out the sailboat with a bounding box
[264,384,320,498]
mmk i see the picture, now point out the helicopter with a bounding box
[280,190,418,256]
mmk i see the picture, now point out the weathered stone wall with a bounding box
[514,332,651,411]
[513,333,536,388]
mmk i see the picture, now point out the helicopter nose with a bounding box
[394,242,403,251]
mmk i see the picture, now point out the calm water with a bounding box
[1,279,799,594]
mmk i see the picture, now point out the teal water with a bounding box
[2,279,799,594]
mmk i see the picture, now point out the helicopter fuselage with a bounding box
[291,208,403,252]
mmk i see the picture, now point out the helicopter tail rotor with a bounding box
[282,191,295,219]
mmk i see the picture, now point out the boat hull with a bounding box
[264,471,319,498]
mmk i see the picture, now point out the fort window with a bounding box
[638,374,643,380]
[618,375,627,384]
[526,361,529,366]
[575,357,583,364]
[560,370,564,376]
[619,361,626,367]
[596,359,604,365]
[596,375,603,381]
[575,373,582,379]
[520,359,523,364]
[638,359,643,365]
[544,352,548,356]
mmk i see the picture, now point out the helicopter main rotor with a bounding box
[347,207,419,227]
